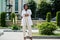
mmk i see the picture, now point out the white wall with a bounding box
[0,0,6,13]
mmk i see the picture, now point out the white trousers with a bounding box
[23,17,32,37]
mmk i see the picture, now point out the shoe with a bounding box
[24,37,26,40]
[30,37,32,40]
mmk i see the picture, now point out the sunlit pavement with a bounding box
[0,32,60,40]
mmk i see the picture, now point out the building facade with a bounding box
[7,0,28,16]
[0,0,42,13]
[0,0,48,19]
[0,0,29,19]
[0,0,6,13]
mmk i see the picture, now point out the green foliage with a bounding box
[32,25,37,28]
[36,0,56,19]
[11,24,22,30]
[37,1,52,19]
[28,0,37,18]
[46,12,51,22]
[1,12,6,27]
[54,0,60,12]
[38,22,57,35]
[56,11,60,26]
[0,13,1,26]
[12,24,18,30]
[11,13,15,21]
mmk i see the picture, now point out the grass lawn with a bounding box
[32,33,60,36]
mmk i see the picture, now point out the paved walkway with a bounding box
[0,32,60,40]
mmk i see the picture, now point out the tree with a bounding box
[51,0,56,18]
[28,0,37,18]
[51,0,60,18]
[38,1,52,19]
[54,0,60,11]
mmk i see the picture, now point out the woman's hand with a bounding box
[25,14,29,17]
[21,16,23,19]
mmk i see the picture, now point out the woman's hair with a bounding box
[24,4,29,9]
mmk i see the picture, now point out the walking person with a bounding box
[21,4,33,40]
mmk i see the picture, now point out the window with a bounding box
[15,0,18,11]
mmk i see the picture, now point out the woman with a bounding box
[21,4,33,40]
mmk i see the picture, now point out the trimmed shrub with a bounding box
[46,12,51,22]
[1,12,6,27]
[11,24,22,30]
[38,22,57,35]
[56,11,60,26]
[11,13,16,25]
[12,24,18,30]
[11,13,15,21]
[28,0,37,18]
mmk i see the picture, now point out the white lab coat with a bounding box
[21,9,33,26]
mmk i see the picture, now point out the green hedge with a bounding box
[38,22,57,35]
[46,12,51,22]
[11,24,22,30]
[12,24,18,30]
[11,13,15,22]
[1,12,6,27]
[56,11,60,26]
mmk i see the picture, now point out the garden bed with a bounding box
[32,33,60,36]
[31,33,60,39]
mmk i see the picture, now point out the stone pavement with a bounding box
[0,32,60,40]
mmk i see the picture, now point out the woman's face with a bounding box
[24,5,28,10]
